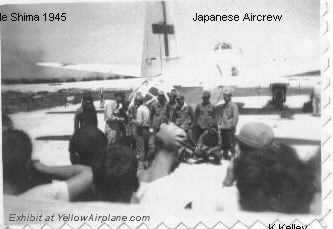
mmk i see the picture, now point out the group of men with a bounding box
[2,86,320,213]
[104,87,239,165]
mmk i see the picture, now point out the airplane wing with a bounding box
[36,62,142,78]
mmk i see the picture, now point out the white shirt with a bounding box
[104,100,123,121]
[137,163,239,211]
[136,105,150,127]
[20,181,70,202]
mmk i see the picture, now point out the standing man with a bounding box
[74,92,98,133]
[150,91,168,132]
[104,92,127,145]
[174,95,194,141]
[166,89,178,122]
[216,87,239,160]
[193,90,216,142]
[131,94,151,166]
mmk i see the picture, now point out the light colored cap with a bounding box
[237,122,274,149]
[156,123,187,149]
[135,93,144,101]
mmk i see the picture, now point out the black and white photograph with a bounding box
[1,0,323,227]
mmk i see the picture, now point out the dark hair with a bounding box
[82,92,93,102]
[3,129,32,181]
[92,144,139,202]
[234,143,317,213]
[69,126,107,166]
[81,92,96,112]
[2,129,50,194]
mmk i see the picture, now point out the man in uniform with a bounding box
[130,94,151,166]
[166,89,178,122]
[174,95,194,142]
[150,91,168,132]
[195,121,221,164]
[216,87,239,160]
[193,90,216,142]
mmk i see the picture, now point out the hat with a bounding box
[237,122,274,149]
[135,93,144,101]
[202,90,211,98]
[223,87,233,95]
[156,123,187,149]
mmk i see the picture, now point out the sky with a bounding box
[1,0,319,79]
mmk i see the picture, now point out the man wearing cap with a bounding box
[104,92,127,145]
[135,123,189,204]
[150,91,168,132]
[136,123,232,210]
[166,89,178,122]
[194,90,217,142]
[138,123,187,183]
[130,94,151,165]
[223,122,319,213]
[174,95,194,140]
[216,87,238,160]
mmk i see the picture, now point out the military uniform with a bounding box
[216,101,239,158]
[194,103,216,141]
[166,102,177,123]
[150,101,168,131]
[174,104,193,131]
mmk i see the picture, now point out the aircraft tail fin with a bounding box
[141,1,178,77]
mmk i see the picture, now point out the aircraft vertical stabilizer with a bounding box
[141,1,178,77]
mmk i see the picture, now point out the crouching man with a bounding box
[195,121,221,164]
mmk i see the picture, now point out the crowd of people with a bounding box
[2,87,320,214]
[100,87,239,167]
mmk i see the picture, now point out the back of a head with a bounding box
[81,92,96,112]
[234,143,317,213]
[82,92,93,102]
[3,129,33,194]
[92,144,139,203]
[69,126,107,166]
